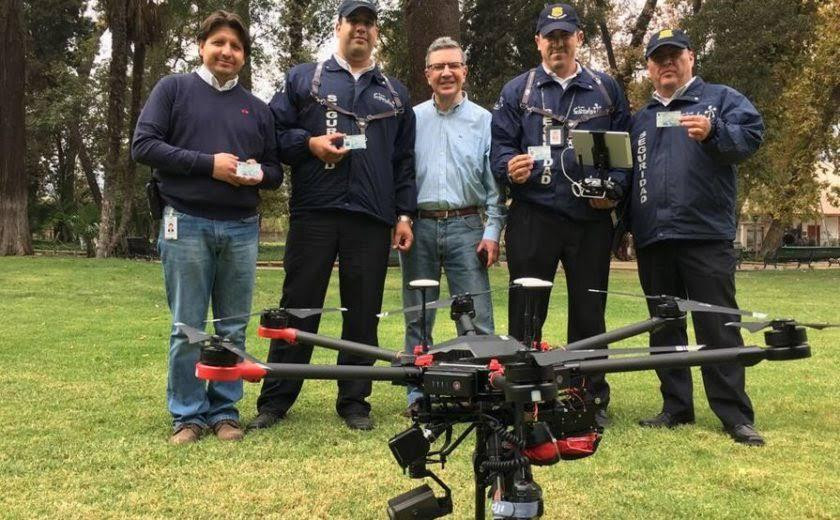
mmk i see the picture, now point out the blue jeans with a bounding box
[157,207,259,431]
[399,214,494,404]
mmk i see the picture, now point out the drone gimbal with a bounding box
[182,283,812,519]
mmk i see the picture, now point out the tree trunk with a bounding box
[404,0,461,103]
[760,218,785,256]
[286,0,312,67]
[233,0,252,91]
[108,40,146,245]
[54,132,78,242]
[615,0,658,91]
[0,0,32,255]
[592,0,618,73]
[96,0,129,258]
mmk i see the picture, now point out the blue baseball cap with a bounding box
[536,3,581,36]
[645,28,692,59]
[338,0,378,19]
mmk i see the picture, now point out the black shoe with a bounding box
[344,414,374,431]
[638,411,695,428]
[246,411,283,432]
[725,424,765,446]
[594,409,610,428]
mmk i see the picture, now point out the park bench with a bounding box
[763,246,840,269]
[125,236,158,260]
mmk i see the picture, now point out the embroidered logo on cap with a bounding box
[658,29,674,38]
[549,6,566,19]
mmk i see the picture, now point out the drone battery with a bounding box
[422,368,477,397]
[388,427,430,469]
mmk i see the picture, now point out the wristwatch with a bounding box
[396,214,413,227]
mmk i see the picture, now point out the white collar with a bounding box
[653,76,697,107]
[333,53,376,81]
[197,65,238,92]
[542,62,581,90]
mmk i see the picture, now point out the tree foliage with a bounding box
[14,0,838,256]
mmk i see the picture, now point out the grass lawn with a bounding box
[0,257,837,519]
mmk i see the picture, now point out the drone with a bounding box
[178,278,817,520]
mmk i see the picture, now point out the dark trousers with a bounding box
[505,201,613,408]
[636,239,755,428]
[256,210,391,418]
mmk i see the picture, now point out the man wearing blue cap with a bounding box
[629,29,766,445]
[250,0,416,432]
[491,3,631,427]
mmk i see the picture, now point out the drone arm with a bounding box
[267,329,401,363]
[563,317,677,351]
[259,363,421,382]
[571,346,777,375]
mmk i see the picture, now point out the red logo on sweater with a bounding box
[241,108,250,115]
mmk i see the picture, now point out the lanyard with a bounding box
[310,61,404,134]
[519,65,614,127]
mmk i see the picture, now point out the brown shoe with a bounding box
[212,419,244,441]
[169,423,203,445]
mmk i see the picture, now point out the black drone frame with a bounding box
[184,288,812,520]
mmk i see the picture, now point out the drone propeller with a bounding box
[378,285,513,319]
[726,320,840,333]
[174,322,263,364]
[205,306,348,323]
[589,289,767,319]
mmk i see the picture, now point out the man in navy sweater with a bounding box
[249,0,416,432]
[132,11,282,445]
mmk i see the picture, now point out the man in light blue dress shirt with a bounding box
[401,37,506,407]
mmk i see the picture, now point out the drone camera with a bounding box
[386,484,452,520]
[389,427,431,470]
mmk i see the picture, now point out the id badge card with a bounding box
[656,111,682,127]
[343,134,367,150]
[164,213,178,240]
[547,126,565,146]
[236,161,261,178]
[528,145,552,162]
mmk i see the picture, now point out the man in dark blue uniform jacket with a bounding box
[250,0,416,432]
[629,29,766,445]
[490,3,631,426]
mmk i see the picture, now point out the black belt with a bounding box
[417,207,480,219]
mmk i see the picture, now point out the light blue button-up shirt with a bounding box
[413,94,506,242]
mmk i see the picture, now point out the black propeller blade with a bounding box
[378,285,512,319]
[205,306,348,323]
[174,323,263,364]
[726,320,840,333]
[589,289,767,319]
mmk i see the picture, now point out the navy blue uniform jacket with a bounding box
[490,65,631,222]
[629,77,764,249]
[269,57,417,225]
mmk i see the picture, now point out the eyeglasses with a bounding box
[426,62,464,72]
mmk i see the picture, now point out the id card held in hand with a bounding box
[528,146,552,162]
[236,162,262,178]
[656,111,682,128]
[343,134,367,150]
